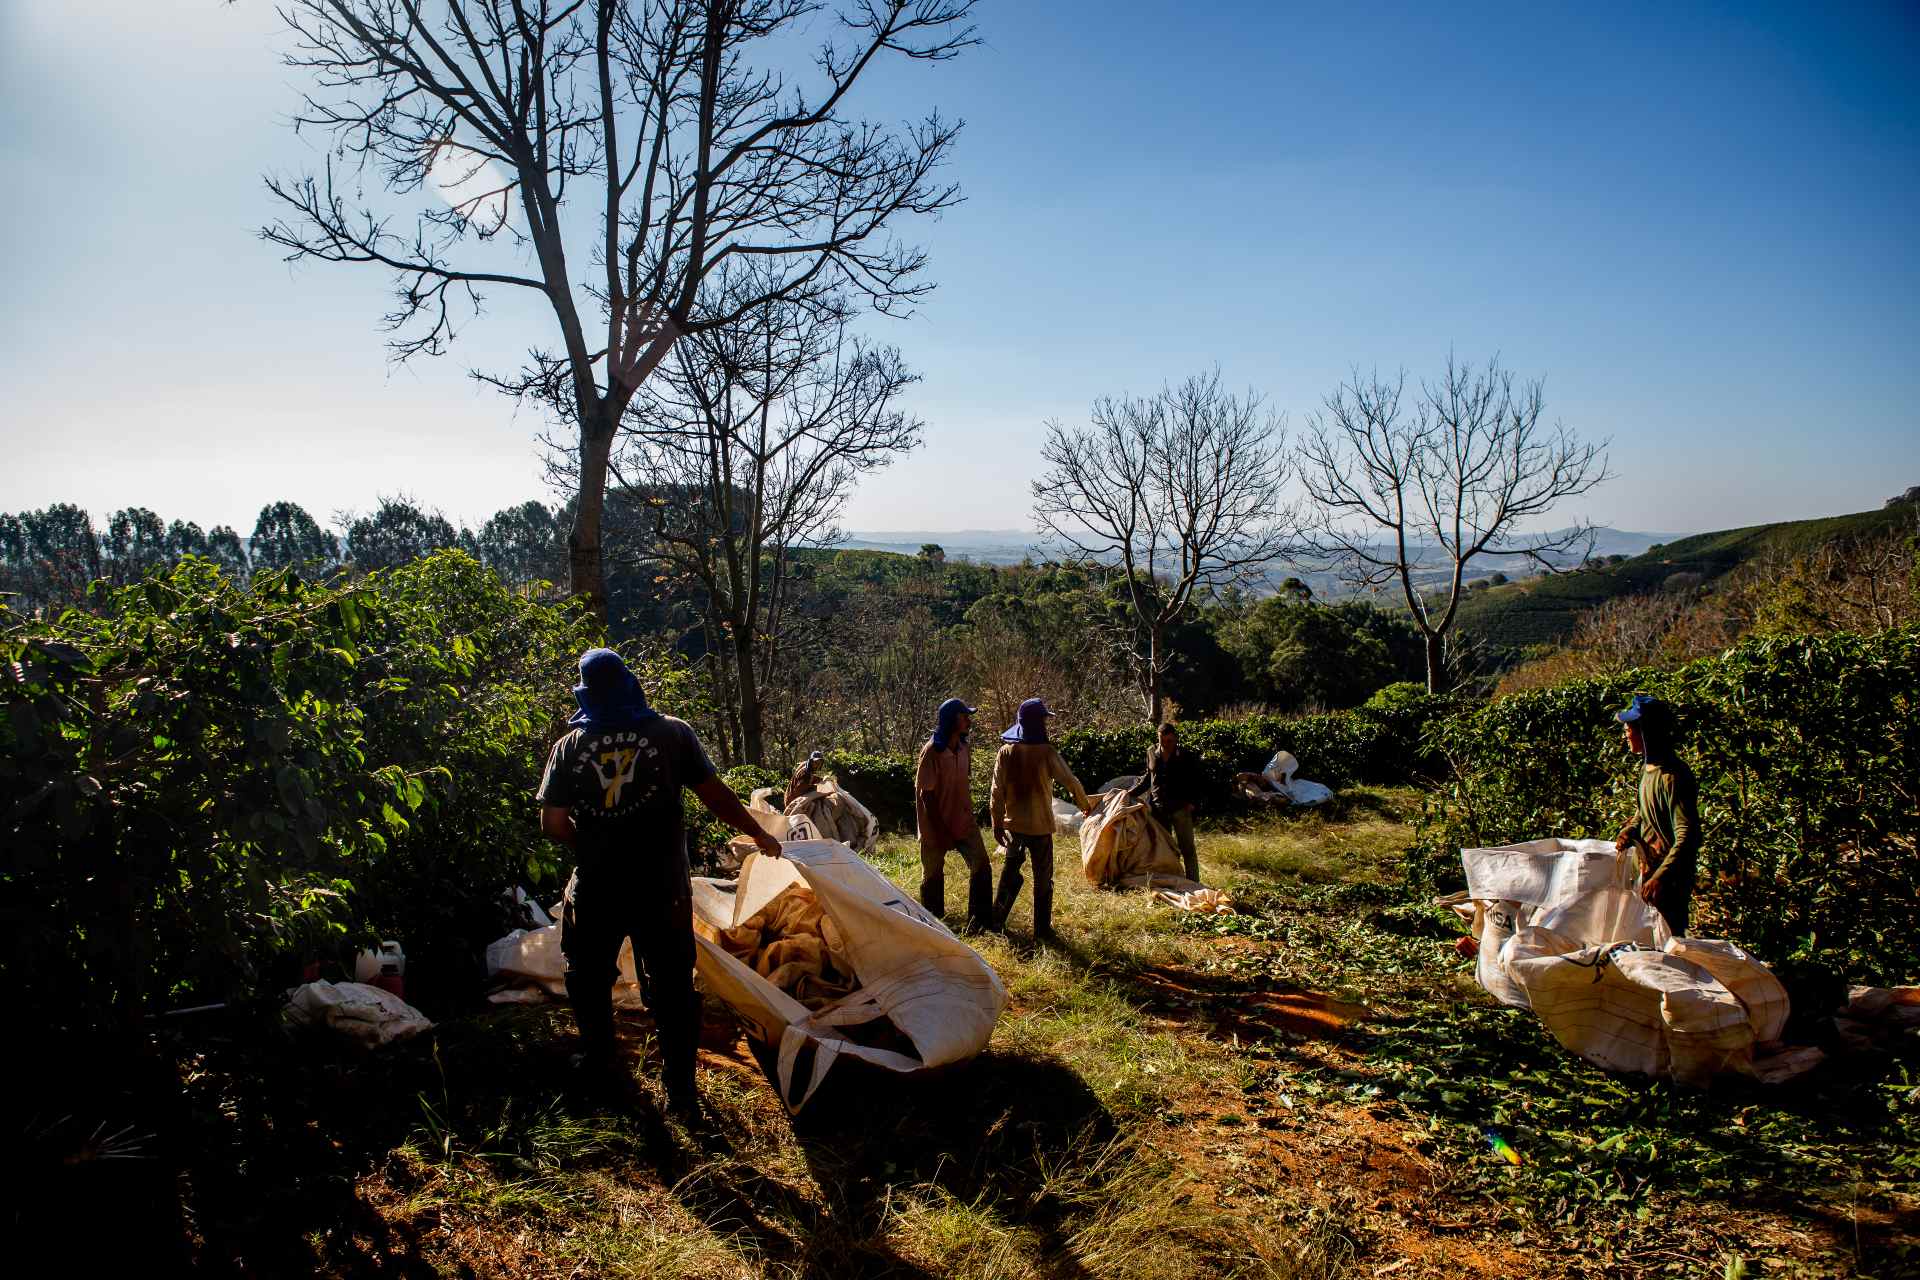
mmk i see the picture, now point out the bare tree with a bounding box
[609,297,921,765]
[262,0,975,619]
[1032,369,1296,723]
[1299,355,1610,692]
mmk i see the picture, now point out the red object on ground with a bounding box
[1454,936,1479,959]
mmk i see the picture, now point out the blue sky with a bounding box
[2,1,1915,537]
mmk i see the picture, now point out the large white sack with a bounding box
[1505,933,1762,1085]
[779,779,881,853]
[1463,839,1669,1009]
[691,839,1007,1112]
[1285,779,1334,807]
[285,980,432,1049]
[1463,837,1802,1084]
[747,788,793,840]
[1052,797,1087,836]
[484,924,647,1008]
[1258,753,1333,806]
[1078,788,1201,893]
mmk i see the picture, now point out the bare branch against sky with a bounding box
[263,0,976,619]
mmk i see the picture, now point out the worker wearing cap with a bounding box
[990,699,1095,939]
[916,698,993,928]
[538,648,782,1122]
[785,750,826,807]
[1611,694,1700,936]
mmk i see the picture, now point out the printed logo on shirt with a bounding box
[565,729,669,820]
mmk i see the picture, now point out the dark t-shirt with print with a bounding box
[536,715,716,873]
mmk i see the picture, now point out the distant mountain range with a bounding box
[840,527,1689,594]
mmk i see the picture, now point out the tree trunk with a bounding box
[1424,630,1448,695]
[733,624,765,767]
[568,403,615,625]
[1146,623,1166,725]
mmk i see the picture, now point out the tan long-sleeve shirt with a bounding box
[990,742,1090,837]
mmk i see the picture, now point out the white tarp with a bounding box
[284,979,433,1049]
[691,839,1007,1112]
[484,922,647,1008]
[1462,838,1800,1085]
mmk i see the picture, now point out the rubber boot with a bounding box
[966,865,995,931]
[564,972,618,1063]
[919,874,946,920]
[993,866,1024,930]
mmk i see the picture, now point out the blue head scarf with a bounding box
[569,648,658,733]
[930,697,976,750]
[1001,698,1052,744]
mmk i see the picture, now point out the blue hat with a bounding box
[1615,693,1667,725]
[1001,698,1053,744]
[931,697,977,749]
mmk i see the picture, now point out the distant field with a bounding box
[1454,504,1909,655]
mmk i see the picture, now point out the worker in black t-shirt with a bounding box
[537,648,780,1122]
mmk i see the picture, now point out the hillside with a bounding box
[1454,503,1911,655]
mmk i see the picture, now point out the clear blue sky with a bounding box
[2,1,1915,537]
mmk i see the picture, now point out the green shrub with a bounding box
[0,550,660,1030]
[828,750,919,830]
[4,559,430,1039]
[1364,681,1428,711]
[1411,628,1920,984]
[1054,698,1458,813]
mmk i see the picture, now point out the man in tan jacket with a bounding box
[989,698,1094,940]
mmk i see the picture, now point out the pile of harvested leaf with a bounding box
[716,886,857,1010]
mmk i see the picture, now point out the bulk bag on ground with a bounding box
[1460,838,1807,1084]
[1078,789,1202,893]
[691,839,1007,1112]
[1260,751,1334,807]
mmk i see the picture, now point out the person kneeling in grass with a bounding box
[1612,693,1700,937]
[538,648,782,1123]
[990,699,1094,941]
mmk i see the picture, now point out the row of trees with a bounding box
[0,498,570,615]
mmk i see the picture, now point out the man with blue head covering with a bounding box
[989,698,1094,940]
[1611,693,1700,936]
[915,697,993,928]
[537,648,782,1121]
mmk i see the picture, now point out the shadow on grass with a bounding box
[16,1011,464,1278]
[703,1044,1114,1279]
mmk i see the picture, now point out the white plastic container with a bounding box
[353,940,407,999]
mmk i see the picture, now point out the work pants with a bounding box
[561,853,696,1101]
[1648,872,1693,938]
[920,827,993,929]
[995,832,1055,934]
[1163,807,1200,882]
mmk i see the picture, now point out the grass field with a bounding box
[131,791,1918,1278]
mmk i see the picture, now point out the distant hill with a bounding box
[1453,504,1912,656]
[841,526,1680,591]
